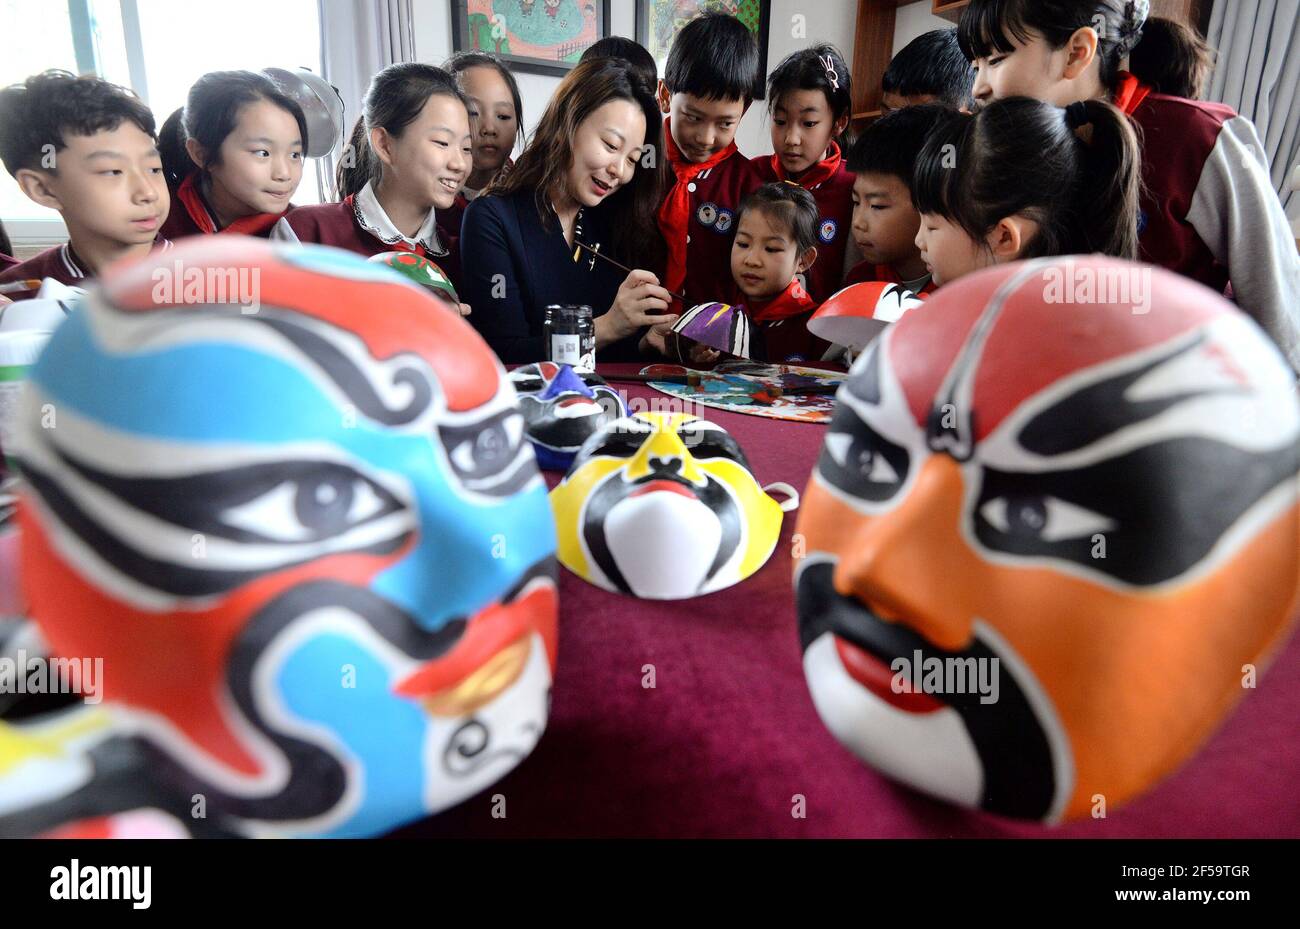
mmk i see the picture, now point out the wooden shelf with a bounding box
[850,2,970,120]
[932,1,969,24]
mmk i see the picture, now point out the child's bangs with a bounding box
[910,118,968,221]
[956,0,1036,61]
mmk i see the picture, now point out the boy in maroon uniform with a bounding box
[655,13,762,312]
[843,105,948,297]
[0,71,170,300]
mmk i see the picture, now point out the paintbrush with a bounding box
[571,241,688,303]
[604,371,704,386]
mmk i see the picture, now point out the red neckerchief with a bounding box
[1113,71,1152,116]
[770,141,842,190]
[658,118,738,294]
[177,172,288,236]
[748,278,817,323]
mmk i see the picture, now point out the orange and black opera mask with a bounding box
[795,257,1300,822]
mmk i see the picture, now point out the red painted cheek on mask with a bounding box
[18,498,410,777]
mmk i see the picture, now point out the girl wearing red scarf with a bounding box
[751,45,858,303]
[685,183,828,366]
[158,71,306,239]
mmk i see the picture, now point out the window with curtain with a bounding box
[0,0,323,242]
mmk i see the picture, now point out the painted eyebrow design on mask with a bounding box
[971,432,1299,586]
[20,452,413,599]
[677,423,750,467]
[251,315,435,426]
[927,263,1044,461]
[1016,333,1248,457]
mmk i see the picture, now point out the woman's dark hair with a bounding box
[158,70,308,192]
[580,37,658,89]
[336,63,468,198]
[444,51,524,138]
[766,45,853,150]
[913,96,1140,260]
[738,182,819,254]
[958,0,1150,92]
[1128,16,1215,99]
[486,58,668,272]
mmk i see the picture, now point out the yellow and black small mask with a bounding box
[551,412,798,599]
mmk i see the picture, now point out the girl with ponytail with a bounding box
[273,63,471,300]
[911,95,1140,286]
[158,70,308,239]
[957,0,1300,374]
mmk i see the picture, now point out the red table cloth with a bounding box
[394,363,1300,838]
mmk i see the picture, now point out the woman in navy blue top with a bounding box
[461,58,671,363]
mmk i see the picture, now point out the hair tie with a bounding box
[1065,101,1092,130]
[818,54,840,93]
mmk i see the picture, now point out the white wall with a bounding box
[410,0,859,160]
[893,0,954,51]
[736,0,859,156]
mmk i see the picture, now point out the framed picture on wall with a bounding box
[450,0,614,76]
[635,0,771,99]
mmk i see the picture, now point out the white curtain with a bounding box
[1205,0,1300,217]
[317,0,418,199]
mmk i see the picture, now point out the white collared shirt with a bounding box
[351,180,447,256]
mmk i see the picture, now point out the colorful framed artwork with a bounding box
[635,0,771,99]
[450,0,614,76]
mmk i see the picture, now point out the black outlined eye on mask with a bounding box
[438,409,532,497]
[818,402,910,504]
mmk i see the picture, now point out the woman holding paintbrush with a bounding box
[460,58,674,363]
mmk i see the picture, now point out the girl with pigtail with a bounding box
[958,0,1300,373]
[911,95,1141,287]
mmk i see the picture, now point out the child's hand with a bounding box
[639,319,675,357]
[687,343,721,367]
[457,302,471,317]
